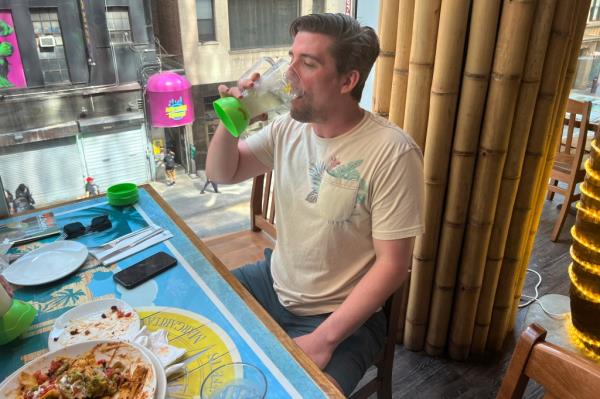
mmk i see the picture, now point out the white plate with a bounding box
[48,298,141,351]
[0,340,157,399]
[137,343,167,399]
[2,241,88,286]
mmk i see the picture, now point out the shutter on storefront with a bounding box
[79,119,150,191]
[0,137,85,205]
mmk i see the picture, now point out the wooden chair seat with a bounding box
[497,323,600,399]
[203,173,276,270]
[203,229,274,270]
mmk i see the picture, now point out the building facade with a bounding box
[0,0,157,207]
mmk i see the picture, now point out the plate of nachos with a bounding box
[0,340,157,399]
[48,299,140,351]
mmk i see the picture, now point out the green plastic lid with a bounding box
[213,97,250,138]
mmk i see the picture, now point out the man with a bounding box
[84,177,100,197]
[14,184,34,213]
[206,13,424,395]
[164,149,177,186]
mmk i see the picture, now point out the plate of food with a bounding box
[0,340,157,399]
[48,299,140,351]
[136,343,167,399]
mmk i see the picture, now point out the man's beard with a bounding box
[290,95,324,123]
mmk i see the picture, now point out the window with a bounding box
[30,8,70,84]
[107,7,133,44]
[591,0,600,22]
[313,0,325,14]
[228,0,298,50]
[196,0,216,42]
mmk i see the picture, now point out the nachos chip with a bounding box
[15,342,154,399]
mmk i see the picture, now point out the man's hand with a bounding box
[293,331,335,369]
[217,72,267,124]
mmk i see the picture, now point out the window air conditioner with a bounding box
[38,36,56,48]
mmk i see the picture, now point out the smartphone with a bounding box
[113,251,177,289]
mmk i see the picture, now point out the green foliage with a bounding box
[0,76,12,87]
[0,20,13,37]
[0,41,13,57]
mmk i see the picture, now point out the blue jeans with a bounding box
[233,249,386,395]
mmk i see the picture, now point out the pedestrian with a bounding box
[206,13,424,395]
[164,149,177,186]
[14,183,35,212]
[84,176,100,197]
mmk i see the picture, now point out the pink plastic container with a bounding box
[146,71,195,127]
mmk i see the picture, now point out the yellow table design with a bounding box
[138,306,241,399]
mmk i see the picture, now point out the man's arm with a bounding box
[294,236,414,369]
[205,81,270,184]
[205,124,269,184]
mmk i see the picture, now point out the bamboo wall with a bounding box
[374,0,592,359]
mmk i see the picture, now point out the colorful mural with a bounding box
[0,10,27,88]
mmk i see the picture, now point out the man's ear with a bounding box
[340,70,360,95]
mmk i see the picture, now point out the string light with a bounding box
[568,264,600,303]
[568,139,600,358]
[568,321,600,362]
[570,247,600,277]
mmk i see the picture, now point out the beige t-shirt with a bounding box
[245,111,424,315]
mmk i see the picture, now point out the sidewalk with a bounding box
[149,167,253,238]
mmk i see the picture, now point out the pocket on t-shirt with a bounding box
[317,172,359,222]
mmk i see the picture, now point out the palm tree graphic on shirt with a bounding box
[305,156,367,207]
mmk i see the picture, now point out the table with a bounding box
[0,185,343,398]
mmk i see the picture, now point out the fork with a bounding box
[87,226,155,251]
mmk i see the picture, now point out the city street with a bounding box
[150,166,253,239]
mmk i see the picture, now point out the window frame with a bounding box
[196,0,216,43]
[106,6,134,45]
[30,7,71,86]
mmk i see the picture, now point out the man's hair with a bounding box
[289,13,380,102]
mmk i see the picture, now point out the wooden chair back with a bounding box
[250,172,276,238]
[350,287,405,399]
[546,99,592,241]
[497,323,600,399]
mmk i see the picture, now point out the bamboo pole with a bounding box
[373,0,400,116]
[469,0,558,355]
[403,0,471,352]
[389,0,416,128]
[508,0,592,329]
[425,0,502,356]
[402,0,443,350]
[487,0,577,351]
[447,0,537,361]
[402,0,441,150]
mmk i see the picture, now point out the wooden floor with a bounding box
[357,198,574,398]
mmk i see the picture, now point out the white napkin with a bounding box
[133,326,186,379]
[90,229,173,265]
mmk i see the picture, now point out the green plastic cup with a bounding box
[213,97,250,138]
[0,300,37,345]
[107,183,139,206]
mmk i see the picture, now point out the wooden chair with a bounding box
[203,173,276,270]
[350,287,405,399]
[496,323,600,399]
[547,99,592,241]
